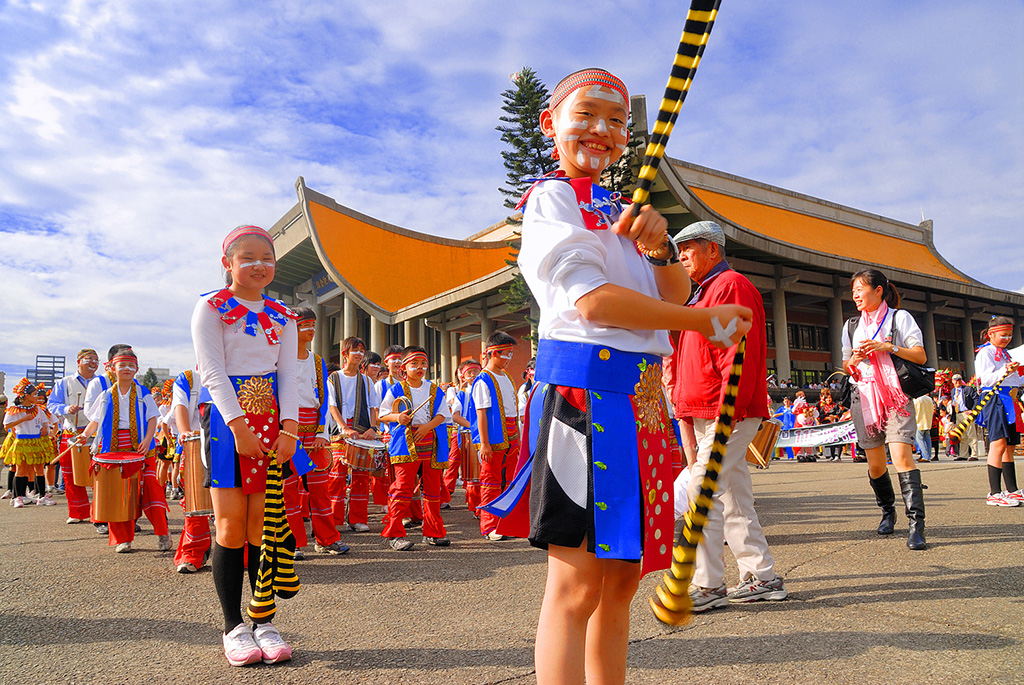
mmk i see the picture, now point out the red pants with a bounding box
[174,514,211,568]
[327,445,372,526]
[442,431,459,504]
[382,458,444,539]
[306,468,339,545]
[282,473,309,548]
[109,456,168,545]
[479,438,519,536]
[58,434,90,520]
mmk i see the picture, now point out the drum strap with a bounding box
[330,371,371,433]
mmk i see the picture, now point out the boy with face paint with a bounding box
[465,331,520,540]
[373,344,405,513]
[327,336,381,533]
[378,346,452,550]
[443,359,482,513]
[493,68,752,685]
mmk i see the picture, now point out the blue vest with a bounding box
[386,381,447,462]
[98,384,155,453]
[466,370,514,449]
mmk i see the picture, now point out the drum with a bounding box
[70,443,92,488]
[344,437,385,471]
[91,452,145,522]
[181,434,213,517]
[746,419,782,469]
[460,433,481,482]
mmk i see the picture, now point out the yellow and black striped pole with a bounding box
[247,458,300,624]
[650,335,745,626]
[949,366,1016,442]
[629,0,722,215]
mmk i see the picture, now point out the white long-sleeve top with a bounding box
[48,373,94,431]
[170,372,202,434]
[296,353,328,439]
[190,293,299,424]
[518,180,672,356]
[976,344,1024,388]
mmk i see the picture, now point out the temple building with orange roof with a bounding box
[266,97,1023,385]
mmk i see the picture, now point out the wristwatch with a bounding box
[890,344,898,354]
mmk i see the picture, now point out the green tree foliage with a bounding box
[497,67,557,210]
[600,121,645,196]
[140,368,158,389]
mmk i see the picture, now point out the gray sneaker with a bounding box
[386,537,415,551]
[315,541,351,555]
[157,534,172,551]
[727,575,788,603]
[688,583,729,613]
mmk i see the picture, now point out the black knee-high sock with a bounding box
[7,469,13,492]
[247,544,261,595]
[212,542,246,633]
[14,476,27,498]
[988,465,1003,495]
[34,476,46,497]
[1002,462,1019,493]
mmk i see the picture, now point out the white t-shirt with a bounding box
[471,370,517,418]
[518,181,672,356]
[380,382,451,425]
[329,371,381,423]
[841,307,924,382]
[170,373,201,434]
[191,292,299,424]
[3,407,49,436]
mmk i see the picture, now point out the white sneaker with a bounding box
[223,623,263,667]
[37,495,57,506]
[115,542,132,553]
[986,492,1021,507]
[252,623,292,664]
[0,490,12,500]
[353,522,370,533]
[157,534,172,551]
[66,517,84,524]
[12,497,25,509]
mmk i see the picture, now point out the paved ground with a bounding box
[1,458,1022,684]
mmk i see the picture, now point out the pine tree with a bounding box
[140,368,158,388]
[496,67,557,210]
[600,121,645,196]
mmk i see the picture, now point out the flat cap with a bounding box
[673,220,725,247]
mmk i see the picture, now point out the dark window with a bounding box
[766,321,775,348]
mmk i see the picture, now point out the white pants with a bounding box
[687,417,776,588]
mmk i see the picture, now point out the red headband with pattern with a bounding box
[401,352,428,366]
[485,343,515,354]
[989,324,1013,334]
[111,354,138,366]
[222,225,274,255]
[550,68,629,114]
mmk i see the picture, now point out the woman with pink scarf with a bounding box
[842,269,929,550]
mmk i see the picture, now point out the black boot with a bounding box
[868,472,896,535]
[898,470,927,550]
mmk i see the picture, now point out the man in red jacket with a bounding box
[670,221,787,613]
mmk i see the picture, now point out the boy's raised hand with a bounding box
[612,204,668,253]
[700,304,753,349]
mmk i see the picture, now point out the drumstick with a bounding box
[392,395,434,419]
[49,436,85,465]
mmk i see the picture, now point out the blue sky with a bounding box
[1,0,1022,394]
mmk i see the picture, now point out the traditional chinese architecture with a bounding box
[267,97,1023,384]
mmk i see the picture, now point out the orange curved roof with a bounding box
[309,200,512,313]
[691,188,969,283]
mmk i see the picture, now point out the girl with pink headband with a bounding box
[191,224,302,666]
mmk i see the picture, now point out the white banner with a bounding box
[775,420,857,448]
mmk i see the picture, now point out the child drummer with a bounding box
[48,348,101,522]
[975,316,1024,506]
[80,349,168,552]
[497,68,751,684]
[443,359,482,511]
[377,346,451,550]
[191,224,300,666]
[1,379,57,508]
[292,307,349,555]
[327,336,381,533]
[170,366,211,573]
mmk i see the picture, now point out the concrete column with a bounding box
[450,331,461,373]
[1013,308,1023,347]
[342,294,357,341]
[370,317,388,355]
[772,289,791,382]
[440,325,452,382]
[418,319,428,350]
[313,304,327,358]
[920,307,938,368]
[827,294,844,371]
[961,312,976,378]
[480,310,494,359]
